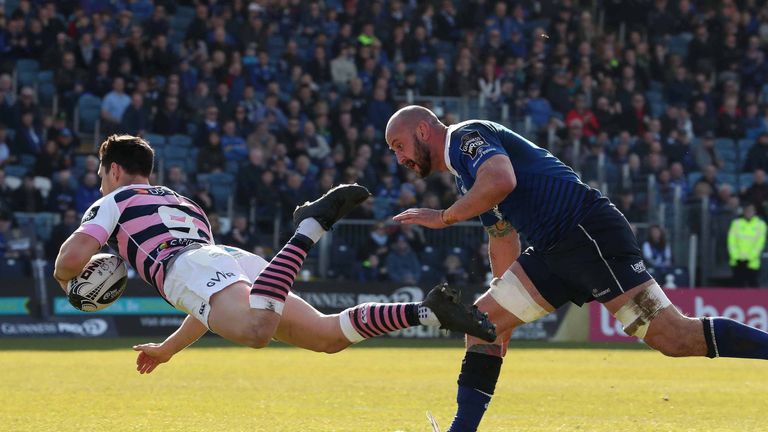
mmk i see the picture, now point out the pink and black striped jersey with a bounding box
[75,184,213,299]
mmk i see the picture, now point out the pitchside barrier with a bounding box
[0,277,575,339]
[1,277,763,341]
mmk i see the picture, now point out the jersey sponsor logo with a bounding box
[198,302,207,316]
[136,187,171,196]
[631,261,646,273]
[592,287,611,297]
[206,271,236,287]
[459,131,488,159]
[81,206,100,223]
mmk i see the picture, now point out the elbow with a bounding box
[493,174,516,201]
[55,249,87,278]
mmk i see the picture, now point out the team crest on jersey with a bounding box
[81,206,100,223]
[459,131,488,159]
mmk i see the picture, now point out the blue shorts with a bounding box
[517,201,653,307]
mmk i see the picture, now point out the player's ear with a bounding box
[110,162,121,180]
[417,121,429,140]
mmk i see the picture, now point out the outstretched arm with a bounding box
[133,315,208,374]
[393,154,516,228]
[53,233,102,292]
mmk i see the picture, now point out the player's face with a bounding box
[391,133,432,178]
[98,162,115,195]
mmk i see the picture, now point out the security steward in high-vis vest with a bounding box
[728,203,767,287]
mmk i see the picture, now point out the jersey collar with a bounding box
[444,123,459,177]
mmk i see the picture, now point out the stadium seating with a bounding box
[75,94,102,135]
[15,59,39,87]
[168,134,192,147]
[36,71,56,106]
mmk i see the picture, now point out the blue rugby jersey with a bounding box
[444,120,607,251]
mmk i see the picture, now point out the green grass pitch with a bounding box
[0,338,765,431]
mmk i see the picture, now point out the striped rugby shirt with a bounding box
[445,120,608,251]
[75,184,213,299]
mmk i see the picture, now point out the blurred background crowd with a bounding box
[1,0,767,288]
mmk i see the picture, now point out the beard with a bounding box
[411,133,432,178]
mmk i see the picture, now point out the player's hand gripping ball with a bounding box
[68,253,128,312]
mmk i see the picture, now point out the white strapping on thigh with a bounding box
[613,281,672,338]
[488,269,549,323]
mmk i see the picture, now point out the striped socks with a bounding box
[339,302,438,342]
[249,233,312,314]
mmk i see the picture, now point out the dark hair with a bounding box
[98,134,154,177]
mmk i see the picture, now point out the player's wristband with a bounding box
[440,209,456,226]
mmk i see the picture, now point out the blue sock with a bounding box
[702,317,768,359]
[447,352,502,432]
[448,386,492,432]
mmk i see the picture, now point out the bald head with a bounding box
[385,105,442,145]
[385,105,448,177]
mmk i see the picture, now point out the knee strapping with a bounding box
[614,282,671,338]
[488,270,549,323]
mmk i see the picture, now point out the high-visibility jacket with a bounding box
[727,216,767,269]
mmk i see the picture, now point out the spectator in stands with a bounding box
[74,172,100,214]
[47,114,79,155]
[47,208,78,259]
[695,132,724,170]
[281,171,315,227]
[330,43,357,88]
[165,165,190,198]
[668,162,689,198]
[617,189,643,222]
[12,174,44,213]
[477,60,501,104]
[642,224,672,275]
[47,169,76,213]
[34,140,70,178]
[13,111,43,156]
[620,92,649,136]
[593,96,620,137]
[224,214,257,252]
[0,169,12,213]
[424,57,451,97]
[741,169,768,218]
[0,127,9,166]
[101,77,131,135]
[524,85,553,130]
[220,120,248,162]
[54,52,86,118]
[0,76,15,122]
[197,131,226,174]
[152,96,186,136]
[443,253,469,286]
[397,223,426,255]
[743,132,768,173]
[690,99,715,137]
[385,234,421,284]
[358,253,387,282]
[357,220,390,263]
[88,61,112,98]
[717,96,745,139]
[728,204,767,287]
[450,54,477,98]
[0,211,10,260]
[566,93,600,138]
[120,92,151,136]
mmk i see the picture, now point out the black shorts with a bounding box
[517,201,653,308]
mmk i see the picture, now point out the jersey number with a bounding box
[158,206,202,240]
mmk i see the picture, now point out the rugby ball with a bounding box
[67,253,128,312]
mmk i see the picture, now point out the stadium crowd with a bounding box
[0,0,767,286]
